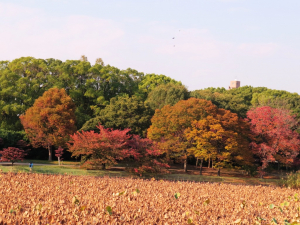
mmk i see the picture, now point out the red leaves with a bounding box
[68,124,168,173]
[0,147,27,165]
[247,106,300,168]
[68,124,132,168]
[55,146,64,159]
[68,125,130,166]
[127,135,169,175]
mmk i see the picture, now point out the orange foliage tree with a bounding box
[20,88,76,161]
[185,109,252,176]
[147,98,219,172]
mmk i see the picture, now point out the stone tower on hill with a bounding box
[229,79,240,89]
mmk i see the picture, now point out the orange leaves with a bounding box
[148,98,219,161]
[20,88,76,160]
[148,98,252,169]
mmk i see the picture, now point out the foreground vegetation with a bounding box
[0,172,299,224]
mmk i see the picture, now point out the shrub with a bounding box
[280,171,300,189]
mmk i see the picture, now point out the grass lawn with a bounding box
[21,159,80,165]
[0,164,131,177]
[0,163,282,187]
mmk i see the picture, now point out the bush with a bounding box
[280,171,300,189]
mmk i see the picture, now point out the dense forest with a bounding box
[1,56,300,174]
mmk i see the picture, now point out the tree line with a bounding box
[1,56,300,176]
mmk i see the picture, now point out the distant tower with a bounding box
[229,79,240,89]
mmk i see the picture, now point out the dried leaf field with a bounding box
[0,172,299,224]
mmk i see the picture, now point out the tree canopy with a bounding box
[247,106,300,172]
[147,98,219,172]
[20,88,77,161]
[81,95,153,137]
[146,83,189,110]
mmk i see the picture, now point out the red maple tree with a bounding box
[0,147,27,166]
[127,135,170,175]
[68,124,132,169]
[247,106,300,171]
[68,124,169,173]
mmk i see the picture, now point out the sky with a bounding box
[0,0,300,93]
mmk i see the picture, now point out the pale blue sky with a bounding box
[0,0,300,93]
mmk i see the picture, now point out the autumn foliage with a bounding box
[0,147,27,166]
[68,124,132,169]
[127,135,170,175]
[148,98,252,174]
[55,146,64,166]
[68,124,167,173]
[148,98,219,171]
[247,106,300,170]
[20,88,77,161]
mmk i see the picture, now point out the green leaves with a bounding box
[269,204,275,209]
[294,193,299,201]
[82,95,153,137]
[106,206,113,215]
[146,83,189,111]
[174,193,181,199]
[132,189,140,195]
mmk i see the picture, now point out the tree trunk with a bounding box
[199,158,203,175]
[58,157,61,166]
[184,159,187,173]
[217,167,220,176]
[196,157,199,167]
[208,156,210,168]
[212,160,214,168]
[48,145,52,161]
[102,163,106,170]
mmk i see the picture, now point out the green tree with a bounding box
[146,83,189,110]
[191,86,267,118]
[137,74,182,100]
[0,57,53,130]
[81,95,153,137]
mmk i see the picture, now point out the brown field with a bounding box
[0,172,299,224]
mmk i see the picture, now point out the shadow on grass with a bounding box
[0,165,282,187]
